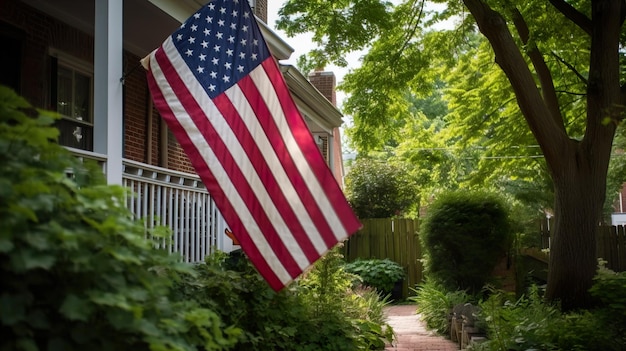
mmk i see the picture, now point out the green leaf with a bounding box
[11,249,56,271]
[59,294,93,322]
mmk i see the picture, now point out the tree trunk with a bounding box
[545,144,607,310]
[463,0,621,310]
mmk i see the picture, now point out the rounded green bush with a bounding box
[420,190,512,293]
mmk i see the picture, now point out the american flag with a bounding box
[144,0,361,290]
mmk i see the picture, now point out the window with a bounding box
[50,49,94,151]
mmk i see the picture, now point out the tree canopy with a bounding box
[277,0,626,309]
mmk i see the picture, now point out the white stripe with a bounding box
[156,38,312,271]
[225,83,329,255]
[249,66,349,241]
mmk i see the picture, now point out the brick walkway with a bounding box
[384,305,458,351]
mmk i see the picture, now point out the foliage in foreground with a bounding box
[0,86,393,350]
[176,248,394,351]
[420,190,512,294]
[0,86,239,350]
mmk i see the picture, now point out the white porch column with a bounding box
[94,0,124,185]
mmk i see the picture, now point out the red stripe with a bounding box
[262,59,362,236]
[149,48,293,289]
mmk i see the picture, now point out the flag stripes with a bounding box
[145,0,361,290]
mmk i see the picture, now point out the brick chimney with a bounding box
[309,68,337,106]
[251,0,268,24]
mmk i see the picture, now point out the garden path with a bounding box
[384,305,458,351]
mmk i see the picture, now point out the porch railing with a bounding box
[67,147,226,262]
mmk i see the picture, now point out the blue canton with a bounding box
[171,0,271,99]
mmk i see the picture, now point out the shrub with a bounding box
[410,278,473,335]
[472,285,620,351]
[344,258,405,296]
[344,158,419,218]
[175,248,395,351]
[420,190,512,293]
[0,86,239,350]
[589,262,626,347]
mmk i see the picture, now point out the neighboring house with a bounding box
[0,0,346,257]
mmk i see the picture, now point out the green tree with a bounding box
[277,0,625,309]
[344,157,419,218]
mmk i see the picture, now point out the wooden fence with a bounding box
[540,220,626,272]
[343,218,422,299]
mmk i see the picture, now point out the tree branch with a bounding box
[548,0,592,35]
[510,7,566,134]
[462,0,568,168]
[550,51,588,85]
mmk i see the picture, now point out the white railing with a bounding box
[67,148,227,262]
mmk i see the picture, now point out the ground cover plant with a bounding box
[344,258,405,297]
[471,283,622,351]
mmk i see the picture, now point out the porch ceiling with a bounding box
[20,0,293,59]
[21,0,182,57]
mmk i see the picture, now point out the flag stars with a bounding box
[222,75,230,83]
[224,62,232,70]
[219,7,226,14]
[201,40,209,48]
[207,3,215,10]
[226,49,234,57]
[230,23,237,30]
[228,35,235,43]
[251,53,258,60]
[193,12,201,19]
[237,65,244,73]
[242,25,248,32]
[206,15,213,23]
[188,36,195,44]
[199,53,207,61]
[232,10,238,17]
[185,49,193,57]
[240,39,247,46]
[197,66,205,73]
[216,32,224,39]
[212,57,219,65]
[213,45,221,52]
[239,52,246,59]
[176,33,183,41]
[208,84,216,92]
[218,19,225,27]
[210,71,218,79]
[191,24,198,31]
[243,11,250,19]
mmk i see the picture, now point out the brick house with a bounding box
[0,0,347,257]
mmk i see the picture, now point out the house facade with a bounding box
[0,0,346,258]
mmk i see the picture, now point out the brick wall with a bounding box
[254,0,268,23]
[308,69,337,106]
